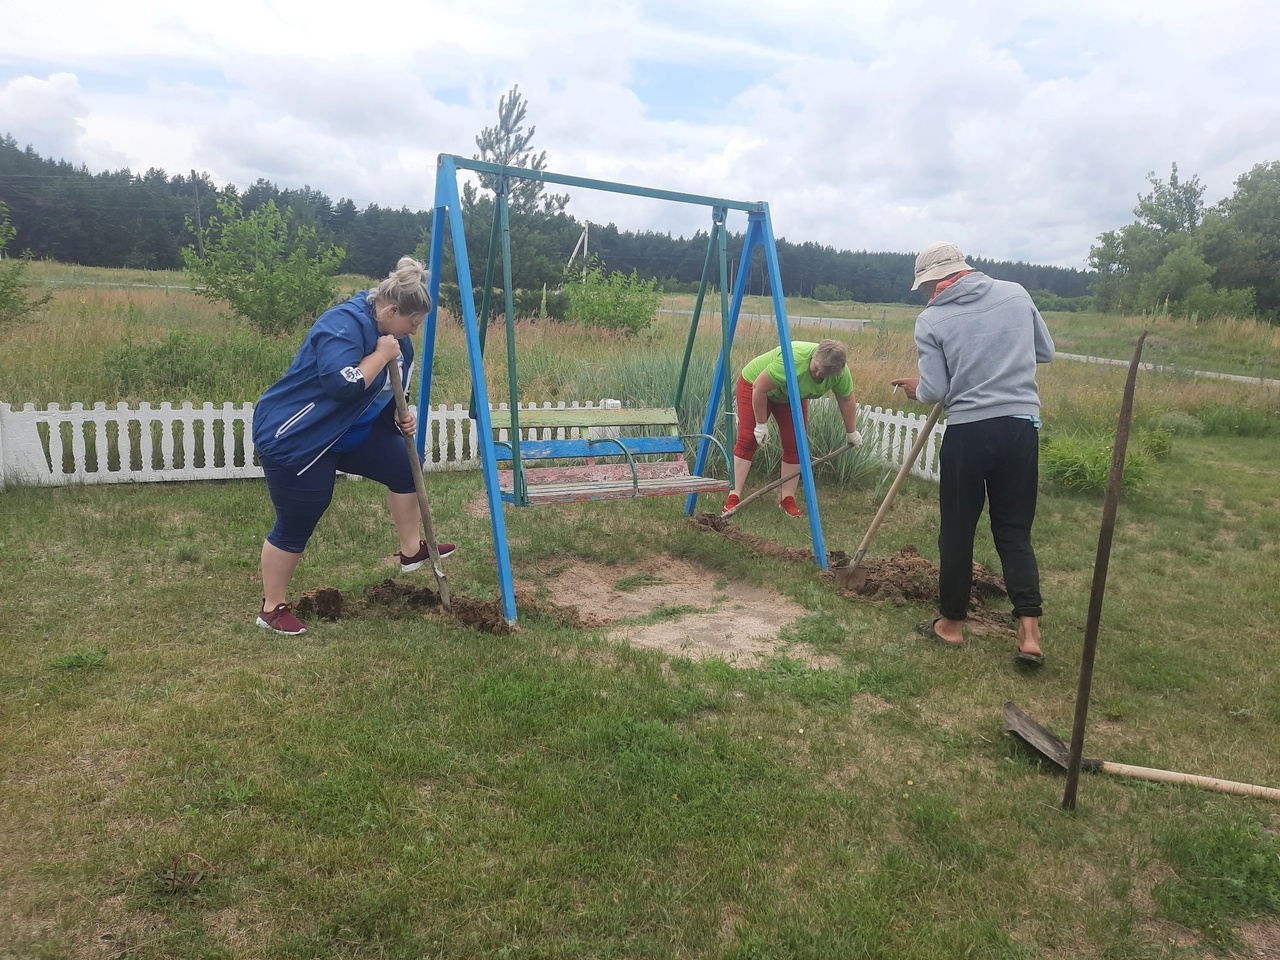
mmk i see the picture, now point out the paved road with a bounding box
[659,307,871,331]
[1055,352,1279,389]
[660,310,1278,388]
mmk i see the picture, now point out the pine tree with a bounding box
[464,84,569,216]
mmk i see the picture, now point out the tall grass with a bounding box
[4,264,1277,437]
[1044,307,1280,379]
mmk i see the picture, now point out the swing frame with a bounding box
[415,154,829,625]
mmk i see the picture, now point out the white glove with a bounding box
[753,422,769,445]
[846,430,864,449]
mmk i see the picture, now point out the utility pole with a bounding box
[191,170,205,258]
[566,220,590,282]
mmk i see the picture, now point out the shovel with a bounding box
[1004,701,1280,802]
[721,441,853,518]
[386,359,451,609]
[832,402,943,592]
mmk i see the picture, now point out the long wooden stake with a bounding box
[1062,332,1147,810]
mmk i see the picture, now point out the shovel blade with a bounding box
[832,561,868,592]
[431,563,451,609]
[1004,701,1070,770]
[831,548,869,592]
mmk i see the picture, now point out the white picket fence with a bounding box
[0,398,944,489]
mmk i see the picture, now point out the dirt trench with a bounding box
[292,516,1012,638]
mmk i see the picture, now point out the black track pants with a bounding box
[936,417,1043,621]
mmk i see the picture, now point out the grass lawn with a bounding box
[2,266,1279,957]
[2,429,1278,958]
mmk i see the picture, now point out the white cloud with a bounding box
[1,74,87,161]
[2,0,1278,268]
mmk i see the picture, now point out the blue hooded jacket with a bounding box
[252,292,415,472]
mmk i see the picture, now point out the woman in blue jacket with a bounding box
[252,256,455,635]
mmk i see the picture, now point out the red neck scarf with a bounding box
[928,270,974,302]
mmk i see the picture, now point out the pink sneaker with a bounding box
[778,496,802,518]
[398,539,457,573]
[256,601,307,635]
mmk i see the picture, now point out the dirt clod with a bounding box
[295,586,344,619]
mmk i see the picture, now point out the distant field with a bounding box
[5,263,1277,412]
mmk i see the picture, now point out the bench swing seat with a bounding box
[494,406,730,506]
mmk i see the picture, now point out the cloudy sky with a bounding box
[2,0,1277,269]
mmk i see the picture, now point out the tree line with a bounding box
[1089,162,1280,320]
[0,132,1092,306]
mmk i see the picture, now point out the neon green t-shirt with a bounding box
[741,343,854,403]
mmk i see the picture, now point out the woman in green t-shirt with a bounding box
[723,338,862,518]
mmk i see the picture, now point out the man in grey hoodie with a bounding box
[891,242,1055,666]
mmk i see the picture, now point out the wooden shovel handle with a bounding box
[386,358,450,606]
[1100,762,1280,802]
[851,402,943,559]
[725,442,851,516]
[386,360,435,538]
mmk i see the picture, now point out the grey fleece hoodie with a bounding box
[914,272,1055,425]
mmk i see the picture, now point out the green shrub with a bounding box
[0,201,54,325]
[1152,409,1205,437]
[512,286,568,320]
[657,278,700,295]
[438,283,568,323]
[1138,425,1174,461]
[1029,290,1092,312]
[183,197,344,336]
[1195,404,1280,438]
[563,257,660,337]
[1178,283,1257,321]
[813,284,853,302]
[1040,431,1150,493]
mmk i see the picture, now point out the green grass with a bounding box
[3,265,1280,957]
[3,433,1279,958]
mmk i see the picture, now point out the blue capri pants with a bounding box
[261,419,416,553]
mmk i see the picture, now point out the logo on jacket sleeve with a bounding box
[341,366,364,383]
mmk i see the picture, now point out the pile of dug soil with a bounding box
[690,514,1010,632]
[293,580,607,636]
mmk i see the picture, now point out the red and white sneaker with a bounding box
[398,539,457,573]
[778,496,802,518]
[721,493,740,517]
[256,601,307,635]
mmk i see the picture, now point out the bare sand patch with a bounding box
[525,556,836,669]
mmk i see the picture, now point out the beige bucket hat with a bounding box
[912,241,973,291]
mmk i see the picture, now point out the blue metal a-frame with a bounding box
[416,154,829,626]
